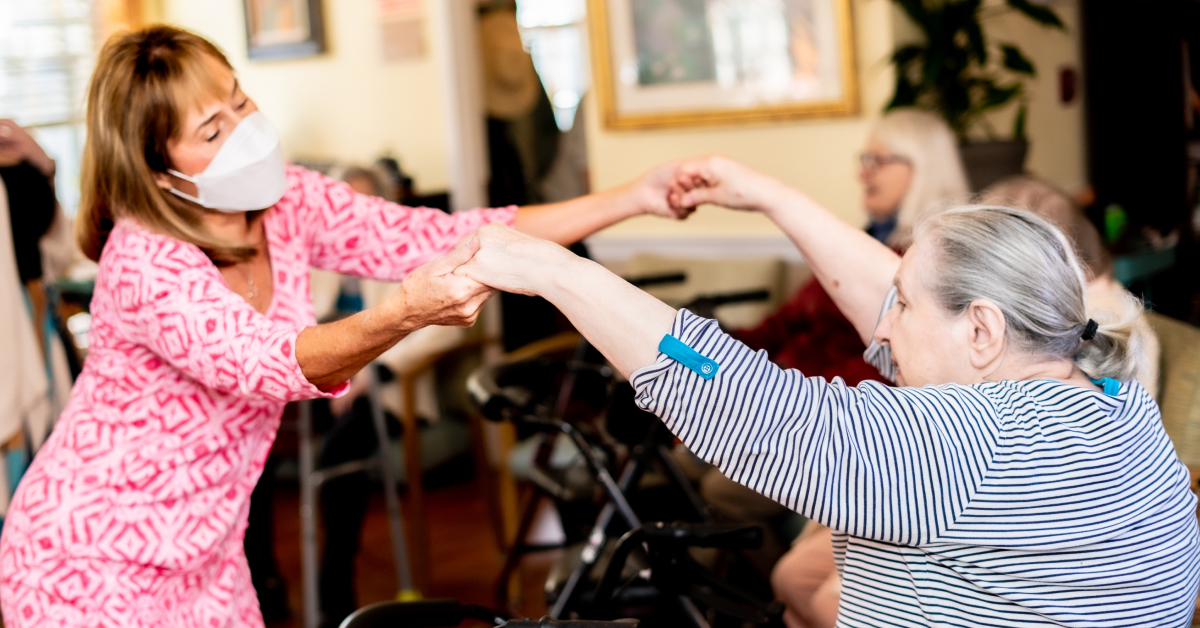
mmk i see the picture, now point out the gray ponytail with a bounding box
[916,205,1146,381]
[1074,290,1146,382]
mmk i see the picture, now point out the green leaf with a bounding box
[1000,44,1036,75]
[891,44,925,67]
[1013,101,1028,138]
[888,75,920,110]
[893,0,929,33]
[964,21,987,64]
[1005,0,1065,29]
[979,81,1022,110]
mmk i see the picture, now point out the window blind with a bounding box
[0,0,95,216]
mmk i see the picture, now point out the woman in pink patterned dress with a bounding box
[0,26,689,628]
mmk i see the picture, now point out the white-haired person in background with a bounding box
[862,108,971,248]
[453,155,1199,627]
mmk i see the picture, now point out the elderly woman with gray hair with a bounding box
[454,156,1199,627]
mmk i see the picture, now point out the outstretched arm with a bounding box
[513,161,693,245]
[456,225,996,544]
[300,162,689,280]
[455,225,676,377]
[668,156,899,344]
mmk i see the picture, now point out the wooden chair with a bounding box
[391,335,493,593]
[1145,313,1200,620]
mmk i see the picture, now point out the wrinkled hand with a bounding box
[627,161,698,220]
[453,223,572,297]
[390,235,495,330]
[665,155,781,214]
[0,120,54,177]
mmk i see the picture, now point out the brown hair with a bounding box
[77,24,260,264]
[978,176,1113,280]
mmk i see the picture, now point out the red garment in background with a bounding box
[732,277,886,386]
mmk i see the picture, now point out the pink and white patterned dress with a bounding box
[0,166,515,627]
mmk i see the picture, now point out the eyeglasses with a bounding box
[859,153,911,171]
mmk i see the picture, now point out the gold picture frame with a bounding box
[587,0,858,130]
[244,0,326,61]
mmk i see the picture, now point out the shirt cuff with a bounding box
[267,328,351,401]
[489,205,519,227]
[629,309,725,409]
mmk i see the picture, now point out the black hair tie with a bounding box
[1081,319,1099,341]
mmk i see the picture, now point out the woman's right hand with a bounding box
[299,236,494,392]
[389,235,495,330]
[667,155,790,215]
[453,223,574,298]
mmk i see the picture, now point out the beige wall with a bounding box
[588,0,1087,239]
[586,0,899,238]
[161,0,453,193]
[158,0,1085,236]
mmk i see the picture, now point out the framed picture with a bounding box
[587,0,858,129]
[244,0,326,61]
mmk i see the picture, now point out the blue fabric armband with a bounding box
[1089,377,1120,396]
[659,335,719,380]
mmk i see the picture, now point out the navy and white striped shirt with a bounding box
[631,297,1200,627]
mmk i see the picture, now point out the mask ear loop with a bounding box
[166,169,206,207]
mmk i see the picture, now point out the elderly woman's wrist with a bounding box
[539,254,592,299]
[760,184,815,220]
[752,178,792,215]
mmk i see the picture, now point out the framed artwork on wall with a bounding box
[587,0,858,129]
[244,0,326,60]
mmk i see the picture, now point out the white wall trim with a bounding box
[585,234,804,264]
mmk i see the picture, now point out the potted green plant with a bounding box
[886,0,1065,190]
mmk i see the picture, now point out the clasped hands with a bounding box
[396,156,781,327]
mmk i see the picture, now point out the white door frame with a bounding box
[430,0,489,213]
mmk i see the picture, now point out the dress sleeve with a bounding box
[290,167,516,281]
[630,309,1001,546]
[107,233,345,403]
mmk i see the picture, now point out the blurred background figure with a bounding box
[0,119,74,517]
[479,4,587,353]
[980,176,1161,398]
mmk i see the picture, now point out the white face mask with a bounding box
[168,111,287,212]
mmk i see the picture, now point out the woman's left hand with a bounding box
[623,161,698,221]
[454,223,573,297]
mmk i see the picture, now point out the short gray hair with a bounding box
[915,205,1145,381]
